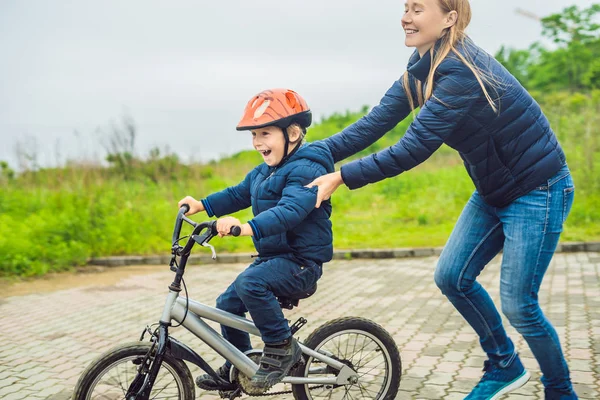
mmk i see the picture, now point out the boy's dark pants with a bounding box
[216,257,322,356]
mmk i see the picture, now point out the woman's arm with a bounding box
[323,76,413,163]
[340,67,480,189]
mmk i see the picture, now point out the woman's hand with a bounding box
[216,216,242,237]
[306,171,344,208]
[177,196,205,216]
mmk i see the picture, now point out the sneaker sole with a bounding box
[489,369,531,400]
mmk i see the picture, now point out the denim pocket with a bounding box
[293,264,315,278]
[562,187,575,224]
[292,264,321,291]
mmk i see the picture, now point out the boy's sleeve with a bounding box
[247,167,321,240]
[202,169,254,217]
[322,76,413,163]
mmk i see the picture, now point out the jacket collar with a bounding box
[407,38,445,82]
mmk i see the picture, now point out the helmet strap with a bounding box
[274,127,301,168]
[282,127,290,160]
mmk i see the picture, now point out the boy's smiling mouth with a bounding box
[259,150,272,157]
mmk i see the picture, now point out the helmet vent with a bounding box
[253,99,270,119]
[285,92,298,110]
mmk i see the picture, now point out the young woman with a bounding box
[308,1,577,399]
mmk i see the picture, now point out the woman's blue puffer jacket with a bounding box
[324,37,566,207]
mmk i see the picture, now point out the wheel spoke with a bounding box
[81,346,188,400]
[297,322,399,400]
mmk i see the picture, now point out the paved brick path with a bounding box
[1,252,598,399]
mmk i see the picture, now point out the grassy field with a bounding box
[1,92,599,277]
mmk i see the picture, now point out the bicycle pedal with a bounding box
[291,358,305,370]
[218,388,242,399]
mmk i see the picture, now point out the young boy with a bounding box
[178,88,334,391]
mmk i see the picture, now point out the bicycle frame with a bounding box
[160,290,357,386]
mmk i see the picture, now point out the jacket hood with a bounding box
[284,141,335,173]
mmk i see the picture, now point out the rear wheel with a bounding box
[72,341,195,400]
[291,317,401,400]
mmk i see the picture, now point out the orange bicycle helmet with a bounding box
[236,88,312,131]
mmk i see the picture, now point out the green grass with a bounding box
[1,92,599,277]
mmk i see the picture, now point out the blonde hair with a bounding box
[402,0,499,113]
[287,123,306,144]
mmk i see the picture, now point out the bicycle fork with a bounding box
[126,323,170,400]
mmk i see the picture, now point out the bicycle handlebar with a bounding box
[172,205,191,245]
[173,204,241,248]
[169,206,241,289]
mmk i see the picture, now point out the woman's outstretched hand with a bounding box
[306,171,344,208]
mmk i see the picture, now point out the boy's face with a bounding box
[251,125,287,166]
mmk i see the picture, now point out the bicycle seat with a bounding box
[277,283,317,310]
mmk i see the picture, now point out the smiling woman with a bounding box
[305,0,579,398]
[403,0,459,56]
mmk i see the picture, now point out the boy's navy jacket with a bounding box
[202,142,335,265]
[324,38,566,208]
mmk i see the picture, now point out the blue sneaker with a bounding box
[465,357,530,399]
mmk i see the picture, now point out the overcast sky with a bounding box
[1,0,597,168]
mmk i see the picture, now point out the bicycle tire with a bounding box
[291,317,401,400]
[71,341,195,400]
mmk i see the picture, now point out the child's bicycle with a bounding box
[72,205,402,400]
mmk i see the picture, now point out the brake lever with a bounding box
[202,242,217,260]
[191,229,217,260]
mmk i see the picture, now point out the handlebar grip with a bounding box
[180,204,190,214]
[209,222,241,237]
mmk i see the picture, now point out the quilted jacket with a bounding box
[202,141,334,265]
[324,37,566,207]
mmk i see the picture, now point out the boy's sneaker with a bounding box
[465,357,530,400]
[196,364,235,391]
[250,336,302,391]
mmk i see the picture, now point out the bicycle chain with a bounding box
[226,384,327,398]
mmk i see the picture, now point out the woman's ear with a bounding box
[445,10,458,28]
[446,10,458,28]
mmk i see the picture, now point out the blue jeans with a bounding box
[216,257,322,353]
[435,164,575,392]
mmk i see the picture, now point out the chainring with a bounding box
[228,350,312,397]
[230,351,271,396]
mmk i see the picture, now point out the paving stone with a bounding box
[0,253,598,399]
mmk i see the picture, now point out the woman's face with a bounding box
[402,0,454,56]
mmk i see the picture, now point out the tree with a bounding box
[541,4,600,45]
[497,4,600,92]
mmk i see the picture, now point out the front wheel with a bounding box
[72,341,195,400]
[291,317,401,400]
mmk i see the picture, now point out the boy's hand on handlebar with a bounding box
[217,217,242,237]
[305,171,344,208]
[178,196,205,216]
